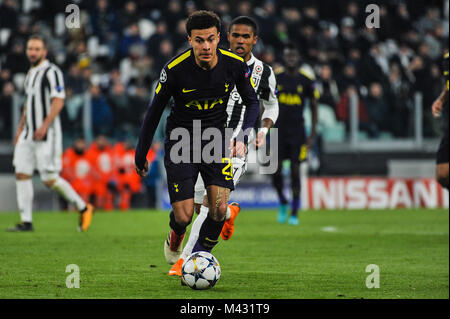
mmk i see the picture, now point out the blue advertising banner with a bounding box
[160,182,289,210]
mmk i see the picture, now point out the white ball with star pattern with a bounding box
[181,251,221,290]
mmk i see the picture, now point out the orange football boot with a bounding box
[79,203,94,232]
[221,202,240,240]
[168,258,184,276]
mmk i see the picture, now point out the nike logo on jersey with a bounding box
[182,88,196,93]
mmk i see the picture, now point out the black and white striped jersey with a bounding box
[23,59,65,141]
[226,54,278,136]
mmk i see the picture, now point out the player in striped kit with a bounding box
[168,16,279,276]
[7,35,94,232]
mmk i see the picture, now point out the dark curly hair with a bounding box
[186,10,221,36]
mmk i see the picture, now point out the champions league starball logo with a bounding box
[245,67,251,78]
[160,69,168,83]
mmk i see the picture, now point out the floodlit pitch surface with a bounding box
[0,209,448,299]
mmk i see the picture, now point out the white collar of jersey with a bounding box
[31,59,49,70]
[247,54,256,66]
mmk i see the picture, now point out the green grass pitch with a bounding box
[0,208,448,299]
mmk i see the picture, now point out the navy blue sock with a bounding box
[192,214,225,253]
[291,198,300,217]
[273,169,288,205]
[169,211,186,236]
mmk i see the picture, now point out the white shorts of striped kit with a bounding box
[13,126,62,181]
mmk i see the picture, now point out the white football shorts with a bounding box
[13,128,62,180]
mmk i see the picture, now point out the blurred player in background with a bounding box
[114,140,142,211]
[272,43,319,226]
[87,135,117,211]
[432,51,449,190]
[8,35,94,232]
[135,11,260,271]
[169,16,279,276]
[62,137,94,205]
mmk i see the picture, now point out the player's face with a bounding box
[189,27,220,69]
[283,48,300,69]
[228,24,258,61]
[26,39,47,66]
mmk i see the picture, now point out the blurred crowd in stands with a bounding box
[0,0,449,143]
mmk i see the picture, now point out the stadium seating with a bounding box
[304,103,346,143]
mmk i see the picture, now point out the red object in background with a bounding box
[62,148,94,204]
[114,142,141,210]
[63,140,159,211]
[86,140,117,211]
[113,142,157,210]
[336,91,370,124]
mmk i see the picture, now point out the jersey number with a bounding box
[222,158,233,181]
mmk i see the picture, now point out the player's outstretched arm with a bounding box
[254,118,273,148]
[432,88,449,118]
[135,74,172,173]
[307,98,319,149]
[304,76,320,148]
[255,67,279,147]
[434,52,449,118]
[234,65,260,156]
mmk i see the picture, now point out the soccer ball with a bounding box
[181,251,221,290]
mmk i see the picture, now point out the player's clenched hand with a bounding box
[33,124,48,141]
[229,139,247,158]
[235,141,247,157]
[135,160,149,177]
[253,130,267,147]
[432,99,443,118]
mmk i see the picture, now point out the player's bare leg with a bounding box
[165,198,194,264]
[436,163,449,190]
[192,185,229,253]
[42,175,94,232]
[7,173,34,232]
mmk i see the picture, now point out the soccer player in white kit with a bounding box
[168,16,279,275]
[7,35,94,232]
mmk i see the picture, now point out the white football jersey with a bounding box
[22,59,64,141]
[226,54,278,137]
